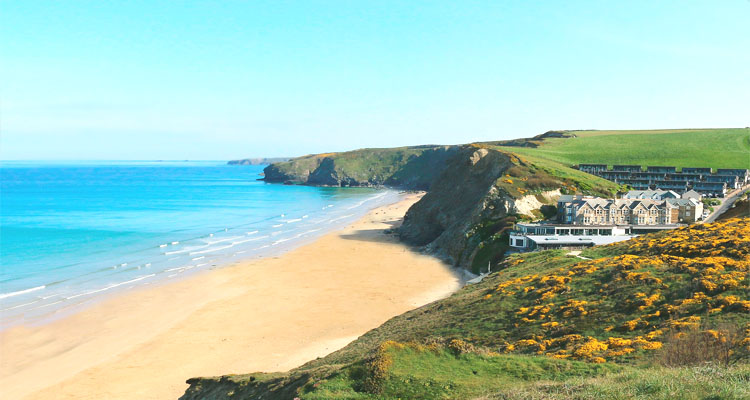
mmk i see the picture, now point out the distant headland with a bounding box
[227,157,290,165]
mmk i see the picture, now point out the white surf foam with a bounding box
[0,285,46,299]
[65,274,156,300]
[189,244,234,255]
[164,244,209,255]
[328,214,355,223]
[231,235,269,245]
[203,236,242,245]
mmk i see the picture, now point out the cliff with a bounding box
[398,147,513,269]
[260,142,618,272]
[398,145,617,272]
[261,145,459,189]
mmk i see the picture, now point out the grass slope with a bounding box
[263,145,457,189]
[719,192,750,221]
[495,149,623,198]
[182,218,750,400]
[495,128,750,170]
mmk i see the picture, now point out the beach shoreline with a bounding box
[0,192,463,399]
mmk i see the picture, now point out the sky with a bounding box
[1,1,749,160]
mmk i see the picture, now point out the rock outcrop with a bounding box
[398,148,566,271]
[399,147,515,269]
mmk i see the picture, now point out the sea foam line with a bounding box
[163,243,211,255]
[65,274,156,300]
[328,214,355,223]
[346,192,388,210]
[271,228,323,246]
[0,285,46,299]
[1,299,41,312]
[232,235,269,245]
[189,244,234,255]
[203,236,242,245]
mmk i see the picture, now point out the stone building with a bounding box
[557,195,702,225]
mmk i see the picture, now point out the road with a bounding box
[704,185,749,223]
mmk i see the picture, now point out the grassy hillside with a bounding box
[719,192,750,221]
[399,145,621,273]
[182,218,750,400]
[262,145,458,189]
[494,128,750,170]
[495,149,622,198]
[258,128,749,186]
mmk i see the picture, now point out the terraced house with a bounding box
[576,164,750,197]
[557,195,703,225]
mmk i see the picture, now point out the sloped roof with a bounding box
[666,198,699,207]
[624,190,678,199]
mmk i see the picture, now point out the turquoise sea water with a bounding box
[0,161,398,328]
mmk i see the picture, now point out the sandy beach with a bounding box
[0,193,462,399]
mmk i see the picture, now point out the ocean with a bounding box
[0,161,399,328]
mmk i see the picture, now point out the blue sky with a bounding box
[2,1,749,160]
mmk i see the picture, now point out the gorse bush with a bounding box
[485,218,750,364]
[660,323,750,367]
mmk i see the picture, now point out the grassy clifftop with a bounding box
[262,145,459,189]
[257,128,749,188]
[181,218,750,399]
[494,128,750,169]
[261,143,621,272]
[398,146,620,272]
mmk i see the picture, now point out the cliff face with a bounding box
[399,147,509,246]
[398,147,560,271]
[263,144,596,272]
[262,155,324,183]
[262,146,459,189]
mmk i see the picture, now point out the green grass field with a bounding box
[301,346,623,399]
[301,347,750,400]
[496,128,750,170]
